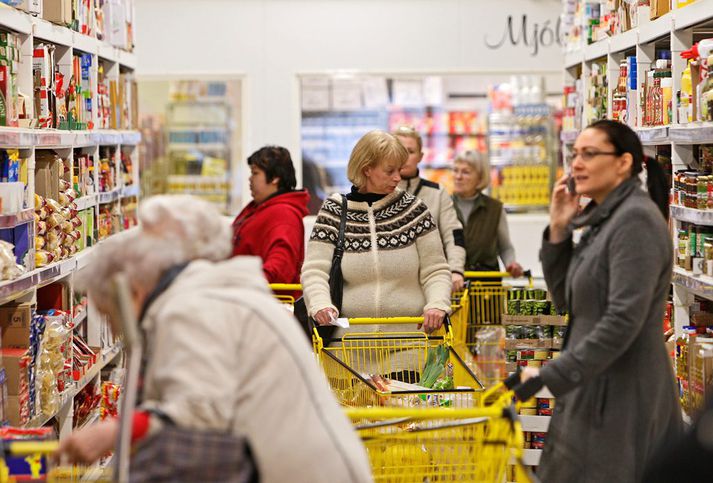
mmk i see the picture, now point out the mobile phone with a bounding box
[566,175,576,194]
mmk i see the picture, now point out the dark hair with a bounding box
[588,120,669,219]
[247,146,297,192]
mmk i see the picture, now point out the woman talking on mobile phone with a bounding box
[515,120,681,482]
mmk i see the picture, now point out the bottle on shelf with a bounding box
[680,61,693,124]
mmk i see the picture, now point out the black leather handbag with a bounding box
[294,194,348,341]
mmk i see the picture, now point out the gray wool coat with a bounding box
[538,178,683,483]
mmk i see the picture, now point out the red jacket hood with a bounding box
[237,189,310,222]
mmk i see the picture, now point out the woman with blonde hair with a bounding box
[451,150,523,277]
[302,130,452,335]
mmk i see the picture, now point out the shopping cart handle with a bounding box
[269,283,302,292]
[347,316,451,331]
[5,440,60,456]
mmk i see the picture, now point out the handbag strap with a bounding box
[334,194,348,258]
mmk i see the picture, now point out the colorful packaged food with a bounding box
[35,250,54,267]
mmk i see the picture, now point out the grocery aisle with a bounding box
[0,0,711,481]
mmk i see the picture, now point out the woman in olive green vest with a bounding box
[451,151,523,277]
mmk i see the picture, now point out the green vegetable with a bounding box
[419,345,450,388]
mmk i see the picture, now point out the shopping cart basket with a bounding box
[345,382,535,483]
[312,317,485,408]
[463,271,533,388]
[0,439,112,483]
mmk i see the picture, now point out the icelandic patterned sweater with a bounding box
[302,188,452,328]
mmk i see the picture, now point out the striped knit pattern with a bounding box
[310,190,437,252]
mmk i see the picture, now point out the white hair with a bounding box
[78,195,231,314]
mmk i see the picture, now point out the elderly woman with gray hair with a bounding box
[451,151,523,277]
[57,195,372,483]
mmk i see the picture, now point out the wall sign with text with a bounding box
[485,15,564,57]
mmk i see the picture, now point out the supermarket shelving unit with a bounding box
[560,0,713,425]
[0,2,139,441]
[165,98,233,213]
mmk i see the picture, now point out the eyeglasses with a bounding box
[566,150,619,164]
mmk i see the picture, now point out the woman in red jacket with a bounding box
[232,146,310,284]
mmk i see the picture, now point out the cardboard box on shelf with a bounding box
[650,0,670,20]
[502,315,568,326]
[5,394,29,426]
[504,338,553,350]
[35,153,61,201]
[0,304,32,348]
[42,0,72,26]
[1,347,29,395]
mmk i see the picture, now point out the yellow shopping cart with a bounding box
[345,380,536,483]
[0,439,112,483]
[312,317,486,408]
[463,271,533,388]
[268,283,302,308]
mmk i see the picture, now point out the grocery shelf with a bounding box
[121,185,140,198]
[521,449,542,466]
[94,130,123,145]
[635,126,670,145]
[78,410,100,430]
[35,130,75,148]
[584,38,609,61]
[168,142,228,151]
[118,49,137,70]
[609,28,638,53]
[25,343,122,428]
[0,271,36,306]
[98,188,121,204]
[73,131,96,148]
[74,194,98,211]
[73,308,88,327]
[120,131,142,145]
[72,32,98,54]
[97,43,119,63]
[0,209,34,228]
[638,12,674,44]
[672,266,713,302]
[0,241,107,306]
[564,50,583,69]
[673,0,713,30]
[520,415,551,432]
[75,245,96,271]
[37,258,77,288]
[561,130,578,144]
[670,205,713,225]
[0,4,33,34]
[0,128,141,149]
[31,17,74,46]
[0,127,38,149]
[669,124,713,144]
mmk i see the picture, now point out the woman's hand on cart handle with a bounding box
[505,262,524,278]
[314,307,339,326]
[57,419,118,465]
[451,273,465,293]
[419,308,446,333]
[549,175,580,243]
[520,366,540,383]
